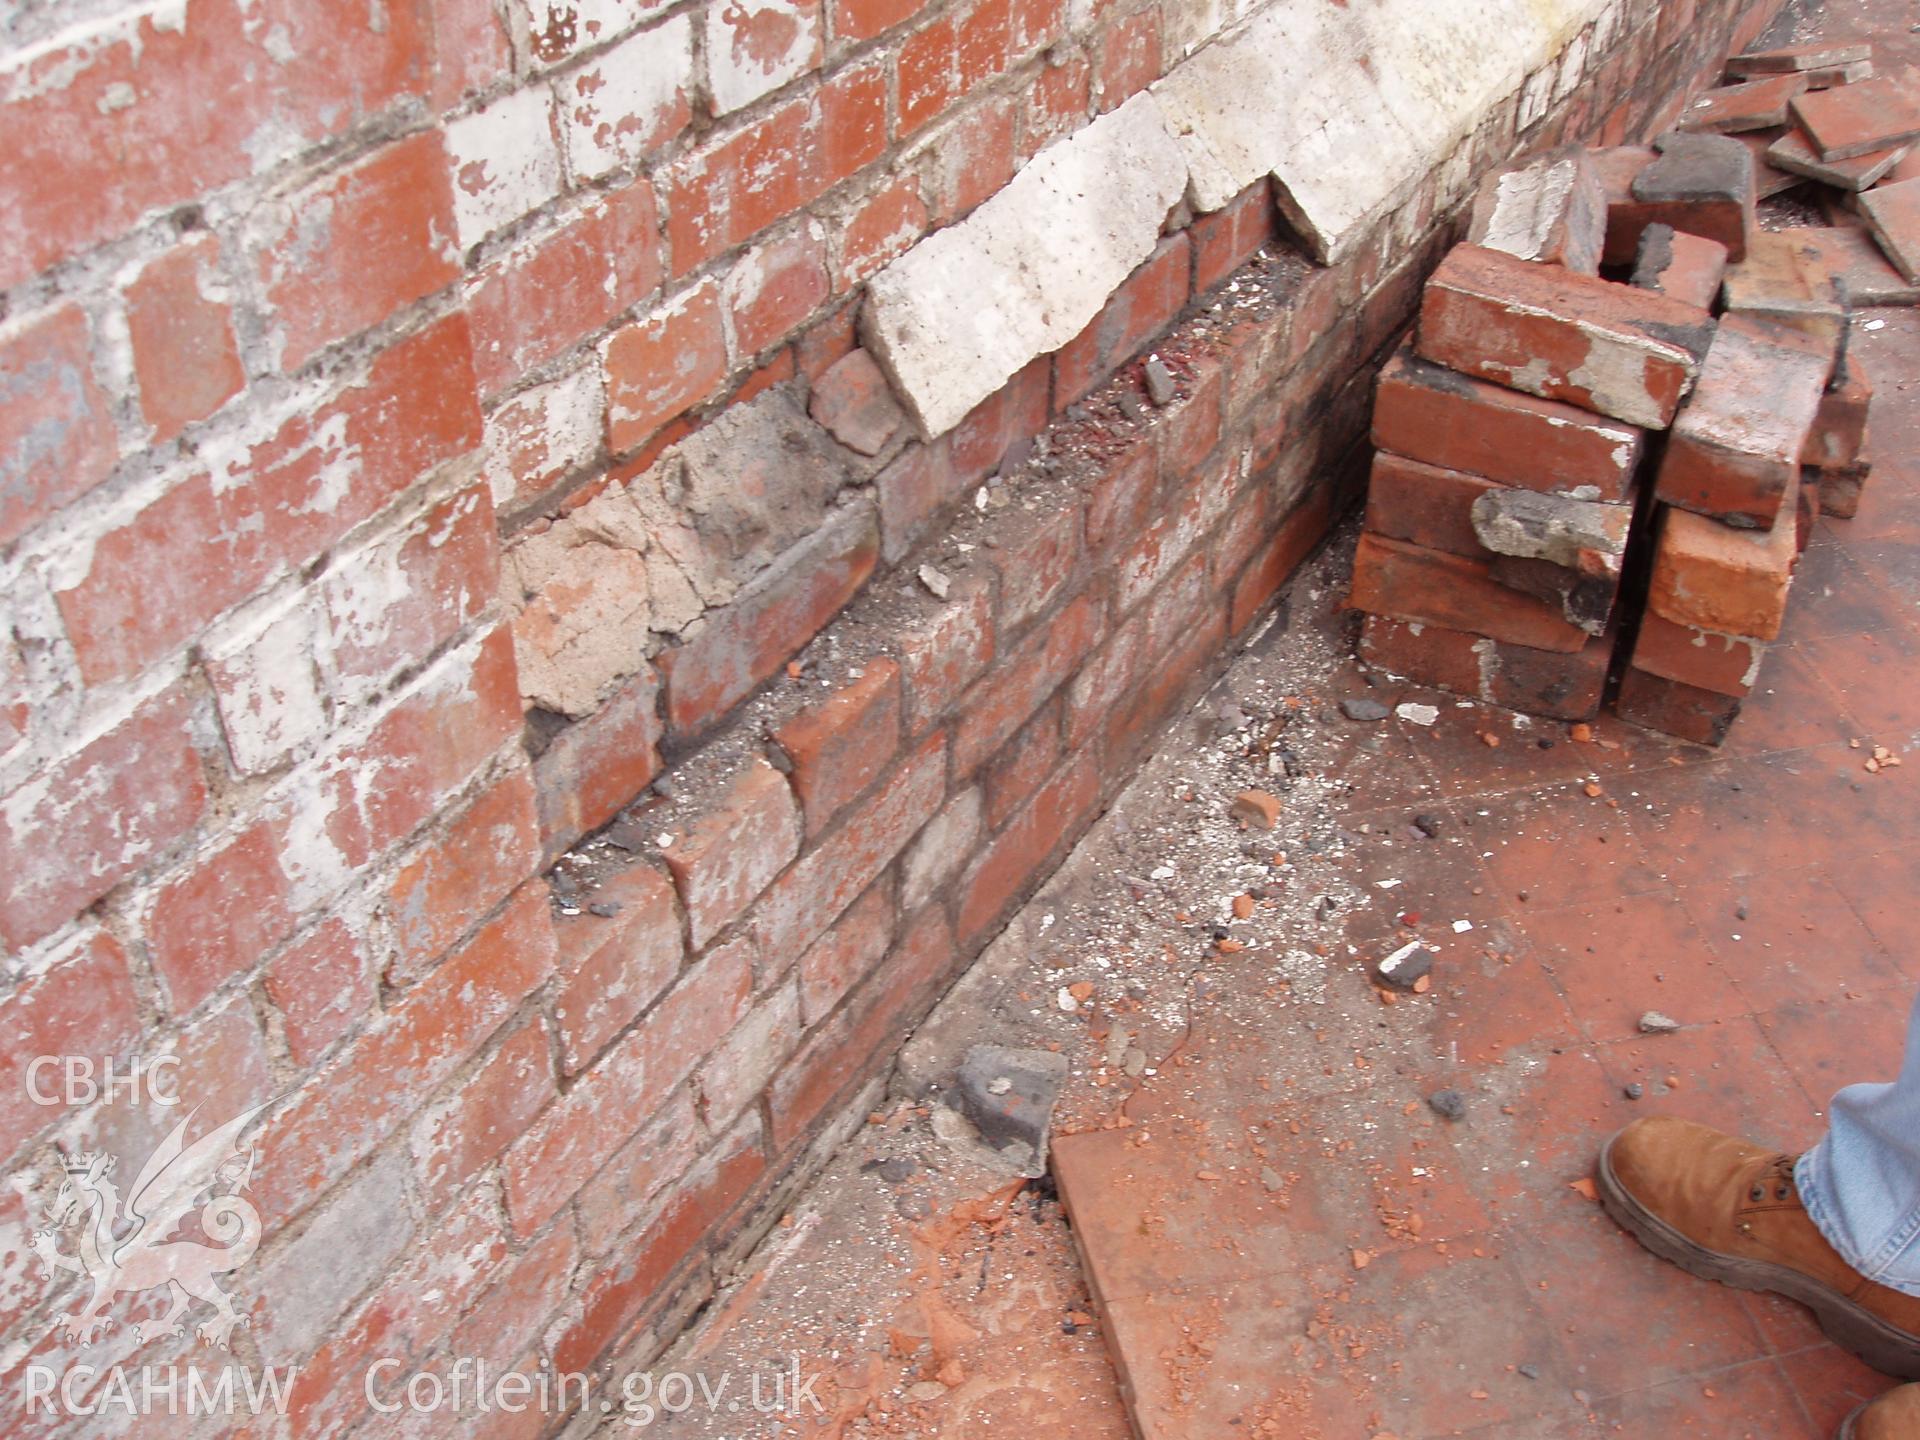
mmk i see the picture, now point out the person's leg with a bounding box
[1798,991,1920,1299]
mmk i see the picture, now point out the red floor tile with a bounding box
[1778,1340,1903,1438]
[1597,1016,1827,1156]
[1757,995,1915,1119]
[1682,867,1906,1012]
[1477,785,1669,912]
[1826,848,1920,981]
[1526,892,1743,1043]
[1582,1356,1821,1438]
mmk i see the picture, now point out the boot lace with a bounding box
[1748,1153,1799,1205]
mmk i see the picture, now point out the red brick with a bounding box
[954,593,1101,776]
[1680,74,1807,134]
[263,918,373,1067]
[896,576,996,731]
[1615,665,1742,746]
[797,882,894,1024]
[147,816,295,1015]
[603,282,729,454]
[451,1220,578,1367]
[386,765,542,984]
[1720,228,1846,345]
[1094,8,1162,112]
[0,688,207,951]
[57,314,482,686]
[0,0,431,293]
[1862,176,1920,286]
[413,1017,555,1214]
[696,982,803,1129]
[1631,609,1767,697]
[1465,148,1608,272]
[553,1118,766,1371]
[1228,486,1339,635]
[1656,315,1831,526]
[257,131,459,373]
[1487,629,1611,721]
[727,222,830,358]
[256,881,557,1219]
[1364,451,1498,559]
[1112,463,1226,613]
[797,306,860,380]
[1790,71,1920,161]
[1350,532,1591,653]
[768,907,952,1147]
[666,63,886,274]
[0,304,117,548]
[324,482,498,692]
[429,0,514,108]
[983,698,1063,829]
[996,507,1083,633]
[502,942,751,1237]
[532,664,664,864]
[773,661,903,835]
[833,0,927,40]
[1063,608,1141,751]
[875,438,959,558]
[1817,460,1871,519]
[958,750,1098,943]
[1357,612,1484,696]
[1054,235,1191,409]
[574,1090,708,1255]
[1191,181,1276,295]
[1159,355,1225,478]
[661,760,801,948]
[1630,225,1730,310]
[839,176,931,288]
[932,96,1018,222]
[1805,359,1873,470]
[125,234,244,442]
[1371,345,1643,500]
[1416,244,1710,429]
[953,354,1050,480]
[1594,143,1752,264]
[553,863,683,1074]
[1647,497,1798,641]
[1023,49,1090,159]
[661,508,880,738]
[1083,442,1159,561]
[467,182,662,397]
[898,0,1012,135]
[1727,41,1873,75]
[1104,602,1224,762]
[0,929,139,1160]
[809,349,907,456]
[161,994,276,1145]
[752,730,946,959]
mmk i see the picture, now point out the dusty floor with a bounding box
[617,12,1920,1440]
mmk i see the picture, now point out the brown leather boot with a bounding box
[1598,1117,1920,1380]
[1840,1383,1920,1439]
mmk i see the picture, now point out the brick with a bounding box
[0,304,116,548]
[958,750,1099,943]
[772,661,903,835]
[752,730,946,960]
[263,919,373,1067]
[840,175,932,289]
[1631,609,1767,697]
[1648,497,1798,641]
[603,281,729,453]
[202,596,327,776]
[1594,144,1751,264]
[1160,356,1225,479]
[445,86,563,248]
[125,235,245,442]
[809,349,907,456]
[412,1020,554,1215]
[58,314,483,686]
[0,929,139,1160]
[983,699,1063,828]
[1817,460,1871,519]
[1791,224,1920,307]
[0,0,431,292]
[257,131,459,372]
[1679,74,1808,133]
[1861,177,1920,285]
[1465,147,1607,272]
[1415,244,1710,429]
[900,786,983,912]
[707,0,822,114]
[1487,629,1610,722]
[256,882,556,1219]
[896,575,995,731]
[726,221,830,357]
[1095,7,1162,113]
[898,0,1015,135]
[1084,443,1159,561]
[1791,71,1920,162]
[483,365,603,512]
[554,1117,766,1369]
[1805,358,1873,470]
[1053,235,1191,409]
[1024,48,1090,159]
[1228,486,1339,635]
[767,906,952,1147]
[431,0,514,108]
[1727,41,1873,75]
[387,766,542,983]
[661,503,879,738]
[1358,612,1485,695]
[558,15,694,178]
[1364,451,1498,560]
[1732,131,1807,200]
[1630,225,1729,310]
[696,982,803,1129]
[1372,346,1643,500]
[1615,665,1741,746]
[1721,230,1847,346]
[1191,180,1275,295]
[531,664,664,862]
[554,863,683,1073]
[954,593,1100,776]
[1349,532,1590,653]
[573,1091,708,1257]
[467,183,662,397]
[0,688,207,951]
[796,882,893,1025]
[833,0,925,42]
[665,63,886,274]
[662,761,801,949]
[502,942,750,1237]
[450,1220,578,1369]
[1657,315,1831,526]
[147,816,294,1015]
[923,93,1016,223]
[996,506,1082,635]
[1767,128,1913,191]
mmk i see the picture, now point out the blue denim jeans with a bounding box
[1798,991,1920,1299]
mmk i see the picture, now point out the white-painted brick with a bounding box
[204,591,329,776]
[705,0,821,114]
[557,14,693,181]
[519,0,670,64]
[483,367,604,511]
[445,86,565,249]
[863,93,1187,438]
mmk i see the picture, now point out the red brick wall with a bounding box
[0,0,1781,1426]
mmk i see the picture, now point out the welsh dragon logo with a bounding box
[30,1104,267,1350]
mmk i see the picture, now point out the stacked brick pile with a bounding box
[1353,52,1906,745]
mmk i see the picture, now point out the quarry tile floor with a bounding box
[627,27,1920,1440]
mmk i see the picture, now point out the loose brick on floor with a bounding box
[1631,608,1768,696]
[1789,68,1920,161]
[1631,224,1730,310]
[1727,40,1872,76]
[1465,146,1606,273]
[1679,74,1808,133]
[1860,175,1920,283]
[1768,128,1914,191]
[1805,356,1874,470]
[1349,531,1592,653]
[1720,229,1847,347]
[1731,129,1808,198]
[1415,244,1712,429]
[1615,663,1744,744]
[1595,143,1753,264]
[1647,494,1800,641]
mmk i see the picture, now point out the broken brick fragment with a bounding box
[1465,147,1606,273]
[1594,143,1752,264]
[1630,224,1729,311]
